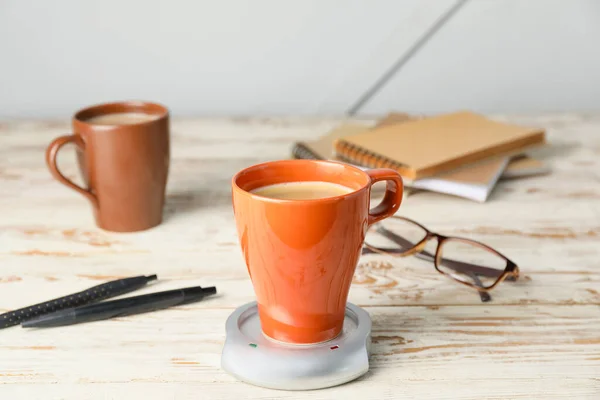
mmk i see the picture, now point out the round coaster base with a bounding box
[221,301,372,391]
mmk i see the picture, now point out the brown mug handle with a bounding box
[46,134,98,208]
[366,168,404,226]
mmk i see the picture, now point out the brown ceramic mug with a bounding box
[46,101,170,232]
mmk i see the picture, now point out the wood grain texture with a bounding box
[1,113,599,399]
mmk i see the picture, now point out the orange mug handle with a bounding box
[45,134,98,208]
[366,168,404,226]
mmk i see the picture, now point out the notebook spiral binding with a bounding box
[291,143,322,160]
[334,140,408,174]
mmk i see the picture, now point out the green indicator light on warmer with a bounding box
[249,343,257,348]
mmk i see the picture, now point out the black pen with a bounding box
[21,286,216,328]
[0,275,157,329]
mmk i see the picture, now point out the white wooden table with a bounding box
[1,114,599,399]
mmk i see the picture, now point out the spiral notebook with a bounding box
[333,111,546,181]
[372,112,549,179]
[291,112,547,202]
[293,124,507,202]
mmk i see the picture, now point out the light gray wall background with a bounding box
[1,0,599,119]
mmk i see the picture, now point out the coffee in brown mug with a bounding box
[45,101,170,232]
[251,181,353,200]
[85,112,160,126]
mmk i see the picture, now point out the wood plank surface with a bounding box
[1,113,599,399]
[1,306,599,399]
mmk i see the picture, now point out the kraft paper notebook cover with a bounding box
[374,112,549,180]
[502,154,550,178]
[292,113,547,201]
[333,110,546,181]
[373,113,508,202]
[292,122,507,202]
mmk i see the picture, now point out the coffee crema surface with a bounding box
[250,181,353,200]
[85,112,159,126]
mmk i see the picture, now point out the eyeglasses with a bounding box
[361,216,519,301]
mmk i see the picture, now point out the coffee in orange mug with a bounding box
[231,159,403,344]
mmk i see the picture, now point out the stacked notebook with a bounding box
[291,111,549,202]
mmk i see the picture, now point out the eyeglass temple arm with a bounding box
[466,271,492,302]
[374,226,505,278]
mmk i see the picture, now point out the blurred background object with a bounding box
[1,0,599,119]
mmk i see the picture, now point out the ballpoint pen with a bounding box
[0,275,157,329]
[22,286,217,328]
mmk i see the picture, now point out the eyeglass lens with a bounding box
[364,218,508,290]
[436,238,506,289]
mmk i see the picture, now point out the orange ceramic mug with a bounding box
[232,159,403,344]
